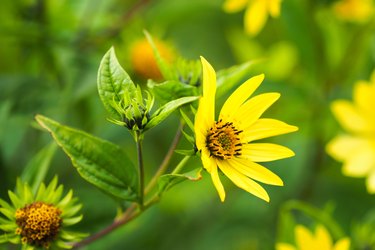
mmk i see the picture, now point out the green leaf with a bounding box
[145,96,198,131]
[216,61,255,99]
[158,168,202,195]
[174,149,196,156]
[35,115,139,201]
[97,47,136,120]
[147,79,197,104]
[21,143,57,194]
[144,30,175,80]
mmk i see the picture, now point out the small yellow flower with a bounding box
[333,0,374,23]
[0,177,86,249]
[276,224,351,250]
[327,70,375,194]
[194,57,297,202]
[130,38,175,80]
[223,0,282,36]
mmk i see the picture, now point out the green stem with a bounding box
[171,155,191,175]
[135,131,144,208]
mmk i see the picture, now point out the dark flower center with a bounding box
[15,202,62,249]
[206,119,242,160]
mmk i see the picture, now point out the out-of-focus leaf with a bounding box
[216,61,255,98]
[97,47,136,120]
[145,96,198,131]
[158,168,202,195]
[35,115,139,202]
[147,79,197,104]
[21,143,57,194]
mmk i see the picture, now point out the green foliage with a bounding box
[35,115,139,202]
[158,168,202,195]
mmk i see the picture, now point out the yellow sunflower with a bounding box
[223,0,282,36]
[276,224,350,250]
[327,70,375,194]
[194,57,298,202]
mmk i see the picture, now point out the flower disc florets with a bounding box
[15,202,62,248]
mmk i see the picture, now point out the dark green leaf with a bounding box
[97,47,136,120]
[158,168,202,195]
[35,115,139,201]
[145,96,198,131]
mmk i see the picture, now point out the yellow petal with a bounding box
[315,225,333,250]
[220,74,264,121]
[326,135,369,161]
[366,170,375,194]
[210,163,226,202]
[295,225,315,250]
[275,243,296,250]
[201,148,215,173]
[244,0,268,36]
[229,158,283,186]
[268,0,282,17]
[353,80,375,125]
[331,100,371,133]
[194,98,213,150]
[242,118,298,142]
[241,143,295,162]
[234,93,280,130]
[342,145,375,177]
[223,0,248,12]
[218,160,270,202]
[199,57,216,127]
[333,238,351,250]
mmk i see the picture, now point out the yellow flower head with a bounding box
[131,38,175,80]
[327,70,375,194]
[333,0,374,23]
[194,57,298,202]
[276,224,351,250]
[223,0,282,36]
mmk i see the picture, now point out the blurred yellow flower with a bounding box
[276,224,350,250]
[194,57,297,202]
[327,70,375,194]
[333,0,374,23]
[130,38,174,80]
[223,0,282,36]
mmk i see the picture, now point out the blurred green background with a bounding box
[1,0,375,249]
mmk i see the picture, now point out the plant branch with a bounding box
[136,131,145,208]
[145,121,184,193]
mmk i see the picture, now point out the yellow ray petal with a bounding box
[353,80,375,122]
[223,0,248,12]
[342,146,375,177]
[244,0,268,36]
[219,74,264,121]
[218,160,270,202]
[242,118,298,142]
[295,225,315,250]
[199,57,216,126]
[210,163,226,202]
[194,97,213,149]
[366,170,375,194]
[315,225,333,250]
[268,0,282,17]
[275,243,297,250]
[241,143,295,162]
[331,100,371,133]
[229,158,283,186]
[201,148,216,173]
[333,238,351,250]
[326,135,369,161]
[234,93,280,130]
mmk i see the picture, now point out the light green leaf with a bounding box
[144,31,175,80]
[21,143,57,194]
[145,96,198,131]
[174,149,196,156]
[216,61,255,98]
[158,168,202,195]
[97,47,136,120]
[35,115,139,201]
[147,79,196,104]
